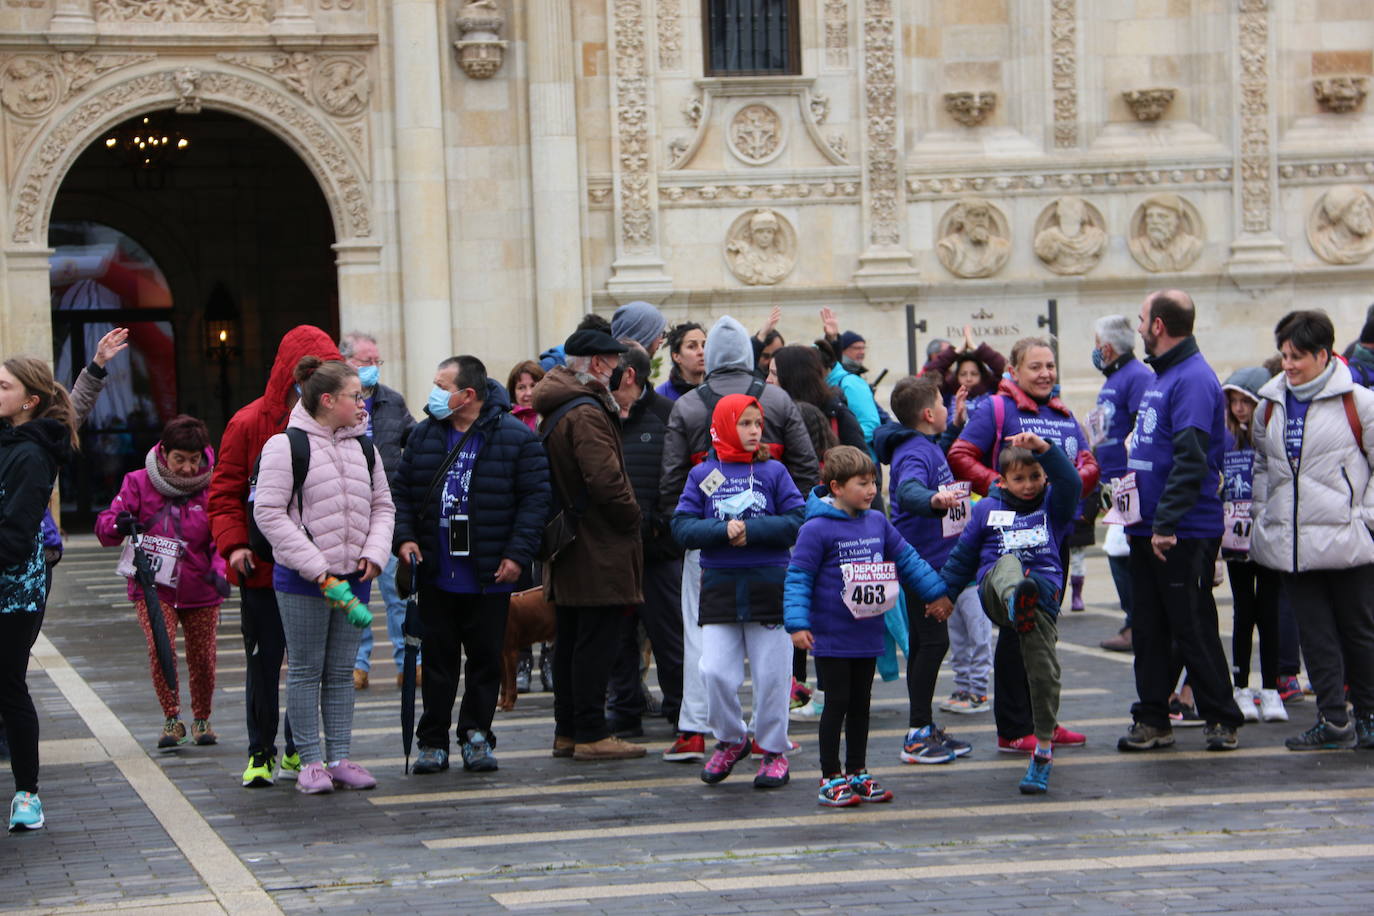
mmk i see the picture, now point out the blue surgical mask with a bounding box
[427,386,455,420]
[357,365,379,389]
[1091,348,1107,371]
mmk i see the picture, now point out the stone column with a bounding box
[2,247,56,359]
[48,0,97,48]
[526,0,586,343]
[390,0,455,402]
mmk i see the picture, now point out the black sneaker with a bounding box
[1169,698,1205,728]
[1117,721,1175,752]
[1355,714,1374,750]
[1285,719,1357,751]
[1203,723,1238,752]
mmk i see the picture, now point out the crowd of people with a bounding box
[3,292,1374,830]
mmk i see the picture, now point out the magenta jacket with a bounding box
[96,448,227,609]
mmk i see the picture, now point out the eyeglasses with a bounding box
[350,358,384,367]
[328,391,368,404]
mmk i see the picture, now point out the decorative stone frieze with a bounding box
[94,0,269,22]
[824,0,849,69]
[1050,0,1077,148]
[657,0,682,70]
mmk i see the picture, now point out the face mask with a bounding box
[1090,348,1106,371]
[717,487,761,519]
[427,386,455,420]
[357,365,379,388]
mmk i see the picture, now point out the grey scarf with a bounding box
[1286,360,1336,403]
[145,447,212,500]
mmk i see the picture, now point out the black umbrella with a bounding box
[400,559,421,774]
[130,532,179,698]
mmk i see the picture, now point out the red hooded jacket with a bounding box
[207,325,343,588]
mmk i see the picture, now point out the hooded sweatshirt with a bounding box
[784,486,948,658]
[0,417,72,614]
[207,325,343,589]
[875,423,960,570]
[1220,367,1268,504]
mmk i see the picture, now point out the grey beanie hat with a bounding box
[611,301,667,351]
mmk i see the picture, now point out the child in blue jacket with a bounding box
[785,446,953,807]
[939,432,1078,795]
[673,394,805,790]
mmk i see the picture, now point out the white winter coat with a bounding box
[1250,361,1374,573]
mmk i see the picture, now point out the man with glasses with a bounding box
[340,331,417,689]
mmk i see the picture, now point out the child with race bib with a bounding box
[939,432,1079,795]
[785,446,953,807]
[673,394,805,790]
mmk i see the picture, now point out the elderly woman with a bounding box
[1250,310,1374,752]
[947,336,1099,755]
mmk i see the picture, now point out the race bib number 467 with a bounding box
[840,561,900,619]
[1103,472,1142,526]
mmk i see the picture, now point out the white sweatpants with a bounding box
[699,621,792,755]
[948,584,994,696]
[678,550,710,734]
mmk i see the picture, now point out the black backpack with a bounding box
[247,428,376,563]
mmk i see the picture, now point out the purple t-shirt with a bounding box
[889,432,958,570]
[433,427,504,595]
[1222,428,1254,502]
[1283,391,1309,473]
[1092,357,1154,482]
[676,458,804,569]
[363,395,375,438]
[958,394,1088,475]
[956,490,1068,586]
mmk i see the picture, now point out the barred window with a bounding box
[703,0,800,76]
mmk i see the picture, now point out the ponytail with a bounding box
[294,356,356,415]
[3,356,80,451]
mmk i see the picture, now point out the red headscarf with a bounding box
[709,393,765,463]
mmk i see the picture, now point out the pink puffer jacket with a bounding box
[253,402,395,583]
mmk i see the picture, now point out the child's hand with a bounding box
[925,596,954,621]
[1005,431,1050,454]
[791,630,814,650]
[954,385,969,426]
[726,519,747,545]
[930,490,962,511]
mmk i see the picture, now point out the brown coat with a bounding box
[531,366,643,606]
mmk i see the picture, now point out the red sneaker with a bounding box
[662,733,705,762]
[996,734,1037,754]
[1051,725,1086,747]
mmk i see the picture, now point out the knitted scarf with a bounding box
[145,446,212,500]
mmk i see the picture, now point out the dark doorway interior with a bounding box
[50,109,338,524]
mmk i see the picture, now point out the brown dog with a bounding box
[498,587,557,711]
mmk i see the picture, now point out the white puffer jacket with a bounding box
[1251,361,1374,573]
[254,401,395,583]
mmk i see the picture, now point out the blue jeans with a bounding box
[355,556,417,671]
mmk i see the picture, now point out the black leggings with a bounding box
[0,611,44,794]
[904,589,950,728]
[1228,560,1280,687]
[813,656,876,776]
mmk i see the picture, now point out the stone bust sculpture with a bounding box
[1307,184,1374,265]
[936,198,1010,278]
[1128,193,1203,273]
[726,208,795,285]
[1034,196,1107,275]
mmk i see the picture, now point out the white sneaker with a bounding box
[1257,688,1289,722]
[1234,686,1260,722]
[789,693,825,720]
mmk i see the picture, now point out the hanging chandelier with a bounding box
[102,114,190,170]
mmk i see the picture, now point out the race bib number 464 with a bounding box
[840,561,900,619]
[940,481,972,539]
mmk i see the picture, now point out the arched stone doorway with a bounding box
[48,109,338,521]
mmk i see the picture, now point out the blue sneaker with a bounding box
[460,731,499,772]
[900,726,956,764]
[412,746,450,774]
[9,791,44,832]
[1019,751,1052,795]
[931,723,972,757]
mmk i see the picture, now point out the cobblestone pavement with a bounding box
[4,539,1373,914]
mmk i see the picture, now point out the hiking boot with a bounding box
[1285,719,1356,751]
[461,731,499,772]
[279,752,303,780]
[327,759,377,789]
[515,656,532,693]
[789,678,813,710]
[1203,723,1239,751]
[753,752,789,789]
[700,738,750,784]
[818,775,859,807]
[191,719,217,746]
[662,732,705,762]
[1010,579,1039,633]
[1117,721,1175,752]
[900,726,956,764]
[573,736,647,761]
[1354,713,1374,750]
[931,723,972,757]
[1018,752,1053,795]
[412,746,450,774]
[847,771,893,803]
[1276,675,1304,703]
[996,734,1038,754]
[8,792,44,832]
[353,668,369,690]
[1099,627,1132,652]
[1258,689,1289,723]
[1234,687,1260,723]
[157,717,188,749]
[1051,725,1086,748]
[241,751,275,788]
[296,761,334,794]
[551,736,575,759]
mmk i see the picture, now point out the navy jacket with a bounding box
[392,380,551,591]
[620,384,682,564]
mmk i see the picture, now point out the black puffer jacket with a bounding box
[392,379,551,591]
[0,418,72,614]
[621,384,681,564]
[368,382,416,488]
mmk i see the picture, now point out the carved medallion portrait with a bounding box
[1128,194,1204,273]
[936,198,1011,278]
[1307,185,1374,265]
[725,208,796,285]
[1034,196,1108,275]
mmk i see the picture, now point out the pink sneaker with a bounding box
[296,761,334,794]
[327,759,377,790]
[753,752,789,788]
[996,734,1038,754]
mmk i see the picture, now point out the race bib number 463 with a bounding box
[840,561,900,619]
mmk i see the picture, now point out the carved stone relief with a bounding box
[1033,196,1107,275]
[657,0,682,70]
[1050,0,1077,148]
[827,134,847,161]
[944,91,996,127]
[1313,76,1368,114]
[454,0,507,80]
[862,0,902,248]
[682,94,703,128]
[313,58,368,117]
[94,0,270,22]
[824,0,849,68]
[218,52,314,97]
[173,67,202,114]
[728,104,784,165]
[1128,194,1204,272]
[1307,185,1374,265]
[610,0,656,253]
[936,198,1011,279]
[809,93,829,125]
[58,53,158,101]
[1,58,61,119]
[1122,88,1175,121]
[725,208,796,285]
[1237,0,1272,235]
